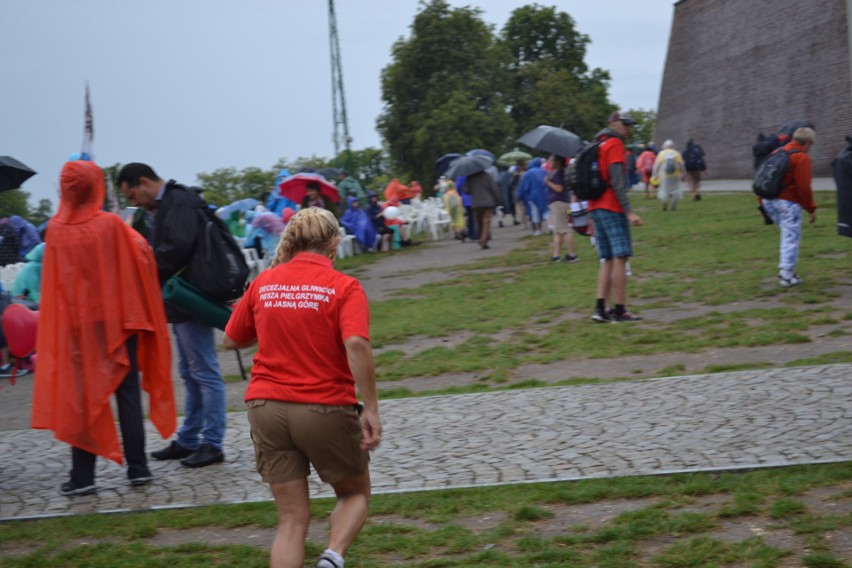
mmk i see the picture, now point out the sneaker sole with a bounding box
[60,485,97,496]
[591,314,609,323]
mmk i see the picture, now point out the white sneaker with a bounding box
[533,230,542,236]
[779,273,803,288]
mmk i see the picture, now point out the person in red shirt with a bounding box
[760,127,817,288]
[589,110,644,323]
[224,207,382,568]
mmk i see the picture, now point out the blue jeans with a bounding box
[173,320,226,449]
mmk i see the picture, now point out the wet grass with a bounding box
[3,462,851,566]
[359,193,851,387]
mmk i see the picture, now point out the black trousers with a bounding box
[70,335,148,485]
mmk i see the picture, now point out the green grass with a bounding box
[357,193,851,388]
[3,462,851,566]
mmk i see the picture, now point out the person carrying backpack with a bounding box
[652,139,685,211]
[118,163,229,469]
[759,128,817,288]
[682,138,706,201]
[589,110,644,323]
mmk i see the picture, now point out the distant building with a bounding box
[656,0,852,178]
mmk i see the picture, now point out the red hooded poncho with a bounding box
[31,160,176,464]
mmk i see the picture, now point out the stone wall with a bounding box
[655,0,852,178]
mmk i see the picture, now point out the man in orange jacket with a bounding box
[760,127,818,288]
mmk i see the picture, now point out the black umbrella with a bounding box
[517,126,583,158]
[444,155,493,178]
[778,119,815,136]
[317,167,343,181]
[436,153,462,175]
[0,156,37,192]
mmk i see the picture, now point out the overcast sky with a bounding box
[2,1,674,207]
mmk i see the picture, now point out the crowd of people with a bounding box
[0,104,827,567]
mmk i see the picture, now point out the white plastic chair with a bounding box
[338,227,356,259]
[242,248,261,281]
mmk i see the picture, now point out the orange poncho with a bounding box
[32,161,175,464]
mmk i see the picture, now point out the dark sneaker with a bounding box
[129,468,153,487]
[151,441,195,461]
[591,309,610,323]
[180,444,224,468]
[0,364,27,378]
[611,312,643,323]
[563,254,579,263]
[551,256,561,262]
[60,481,97,496]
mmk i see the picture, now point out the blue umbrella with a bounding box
[466,149,496,162]
[436,153,462,175]
[216,198,259,219]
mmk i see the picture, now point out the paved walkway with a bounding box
[2,363,850,521]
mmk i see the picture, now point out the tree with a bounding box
[626,108,657,147]
[29,199,54,226]
[338,147,390,194]
[0,189,31,219]
[500,5,614,143]
[196,166,277,207]
[378,0,512,187]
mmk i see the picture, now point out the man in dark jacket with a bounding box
[465,170,502,249]
[118,162,226,468]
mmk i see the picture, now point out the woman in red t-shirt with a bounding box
[224,207,382,568]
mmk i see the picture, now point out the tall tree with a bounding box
[626,108,657,147]
[500,5,614,143]
[0,190,31,219]
[29,199,54,226]
[196,167,277,207]
[377,0,512,187]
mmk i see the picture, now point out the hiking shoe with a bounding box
[60,481,97,497]
[151,441,195,461]
[591,309,610,323]
[563,254,579,263]
[611,312,643,323]
[779,273,804,288]
[180,444,224,468]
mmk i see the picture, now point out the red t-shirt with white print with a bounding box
[225,252,370,405]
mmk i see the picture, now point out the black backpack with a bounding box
[182,204,250,302]
[753,148,800,199]
[567,138,606,201]
[683,143,705,171]
[752,132,783,170]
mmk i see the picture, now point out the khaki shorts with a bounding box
[246,399,369,485]
[549,201,572,233]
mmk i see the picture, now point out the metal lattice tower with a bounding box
[328,0,352,159]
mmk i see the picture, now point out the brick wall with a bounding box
[656,0,852,178]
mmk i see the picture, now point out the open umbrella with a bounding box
[279,173,340,204]
[317,167,343,181]
[215,198,259,220]
[517,126,583,158]
[445,155,493,178]
[0,156,37,192]
[778,119,815,136]
[466,149,496,162]
[497,150,533,167]
[436,153,462,175]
